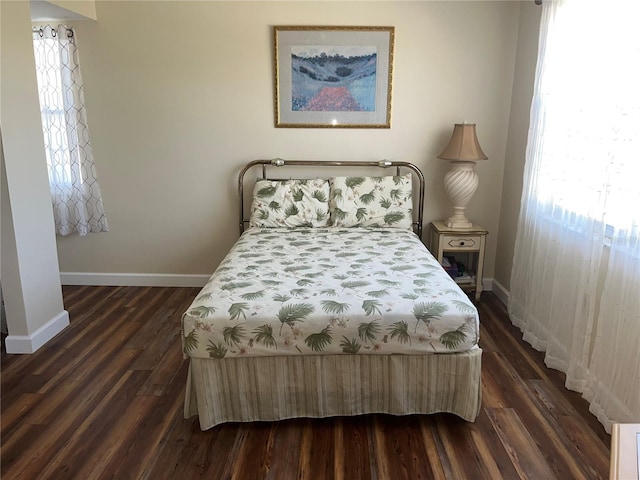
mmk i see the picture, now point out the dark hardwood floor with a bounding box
[1,286,611,479]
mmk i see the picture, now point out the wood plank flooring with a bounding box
[1,286,611,479]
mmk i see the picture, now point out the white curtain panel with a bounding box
[585,230,640,430]
[509,0,640,432]
[33,25,108,236]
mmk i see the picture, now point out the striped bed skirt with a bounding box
[184,348,482,430]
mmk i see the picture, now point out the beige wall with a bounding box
[55,1,522,280]
[494,3,541,293]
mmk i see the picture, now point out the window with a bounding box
[529,1,640,232]
[32,25,108,236]
[510,0,640,433]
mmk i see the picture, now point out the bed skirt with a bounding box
[184,348,482,430]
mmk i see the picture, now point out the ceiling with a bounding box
[30,1,90,21]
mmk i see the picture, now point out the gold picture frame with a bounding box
[274,26,394,128]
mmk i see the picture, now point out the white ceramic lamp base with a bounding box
[443,161,478,229]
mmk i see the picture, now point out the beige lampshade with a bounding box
[437,124,488,161]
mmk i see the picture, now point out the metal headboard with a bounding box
[239,159,426,239]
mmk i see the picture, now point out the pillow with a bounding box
[329,174,413,229]
[249,178,330,228]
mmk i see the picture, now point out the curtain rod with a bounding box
[32,26,74,38]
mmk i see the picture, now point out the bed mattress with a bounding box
[182,227,479,359]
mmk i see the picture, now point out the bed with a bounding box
[182,159,482,430]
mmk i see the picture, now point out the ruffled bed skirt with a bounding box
[185,348,482,430]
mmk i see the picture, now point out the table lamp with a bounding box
[437,123,488,229]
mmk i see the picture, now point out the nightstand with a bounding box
[429,221,488,301]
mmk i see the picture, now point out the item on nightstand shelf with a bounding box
[455,273,473,285]
[441,256,458,278]
[442,256,468,280]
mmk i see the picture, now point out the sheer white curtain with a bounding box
[32,25,108,236]
[509,0,640,432]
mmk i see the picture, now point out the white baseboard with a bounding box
[5,310,70,354]
[59,273,505,301]
[491,279,510,306]
[61,272,492,291]
[60,272,210,287]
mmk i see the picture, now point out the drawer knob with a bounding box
[460,241,465,246]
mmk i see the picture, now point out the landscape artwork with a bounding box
[274,26,394,128]
[290,45,377,112]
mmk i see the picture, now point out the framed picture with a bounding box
[274,26,394,128]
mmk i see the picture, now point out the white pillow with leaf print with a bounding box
[249,178,330,228]
[329,174,413,229]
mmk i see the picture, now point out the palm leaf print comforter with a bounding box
[182,228,479,359]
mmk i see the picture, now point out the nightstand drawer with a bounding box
[442,235,481,250]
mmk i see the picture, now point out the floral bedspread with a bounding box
[182,228,479,359]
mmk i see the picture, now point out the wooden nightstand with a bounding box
[429,221,488,301]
